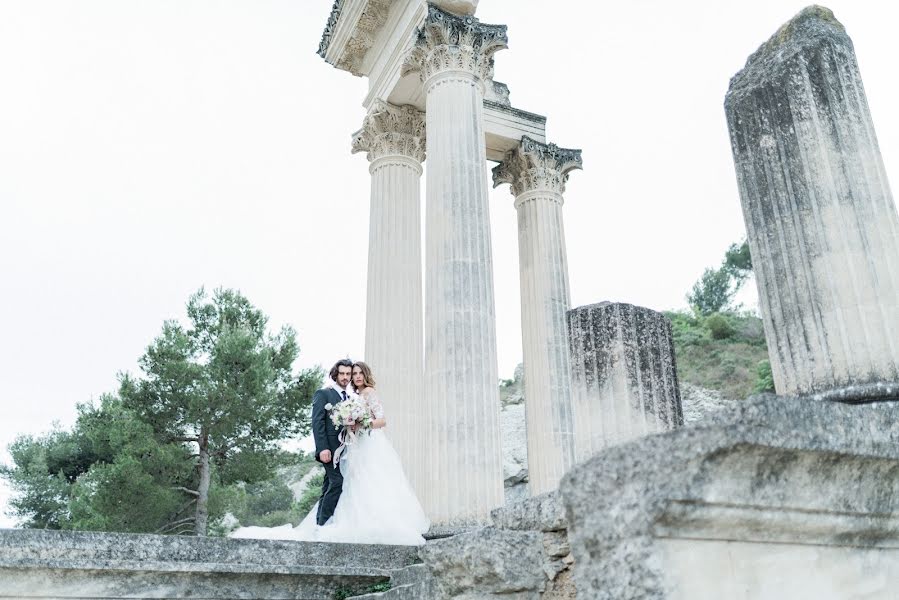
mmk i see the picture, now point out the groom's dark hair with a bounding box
[329,358,354,382]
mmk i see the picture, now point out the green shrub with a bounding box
[754,359,775,392]
[665,310,770,400]
[245,480,294,517]
[705,313,735,340]
[296,470,325,516]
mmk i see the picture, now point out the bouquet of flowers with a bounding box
[325,394,372,464]
[326,396,372,432]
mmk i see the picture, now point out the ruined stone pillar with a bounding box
[403,6,508,524]
[725,7,899,402]
[493,137,582,495]
[567,302,683,460]
[351,100,426,500]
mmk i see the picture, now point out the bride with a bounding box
[231,361,430,545]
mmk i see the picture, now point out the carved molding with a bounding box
[317,0,344,59]
[402,5,508,85]
[352,100,426,163]
[318,0,392,77]
[493,136,583,198]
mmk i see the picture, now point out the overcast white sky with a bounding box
[1,1,897,527]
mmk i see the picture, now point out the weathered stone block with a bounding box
[561,393,899,599]
[418,527,545,597]
[725,6,899,402]
[542,531,570,559]
[490,490,567,532]
[567,302,683,459]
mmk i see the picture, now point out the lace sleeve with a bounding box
[365,389,385,419]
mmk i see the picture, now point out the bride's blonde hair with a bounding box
[351,361,376,392]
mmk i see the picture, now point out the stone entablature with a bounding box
[318,0,393,77]
[319,1,481,79]
[493,136,583,198]
[318,1,548,162]
[402,5,507,86]
[352,99,426,163]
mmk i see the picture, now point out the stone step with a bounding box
[346,563,438,599]
[0,528,420,599]
[388,563,430,586]
[345,583,412,599]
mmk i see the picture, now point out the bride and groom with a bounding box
[232,359,429,545]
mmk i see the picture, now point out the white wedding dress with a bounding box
[231,389,430,545]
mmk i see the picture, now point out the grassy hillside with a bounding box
[665,310,772,400]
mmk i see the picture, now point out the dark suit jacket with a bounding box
[311,387,344,463]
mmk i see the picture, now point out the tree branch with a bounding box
[155,516,195,534]
[173,497,198,516]
[171,486,199,497]
[170,436,200,443]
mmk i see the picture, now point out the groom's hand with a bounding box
[320,449,332,464]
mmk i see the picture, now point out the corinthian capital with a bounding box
[402,5,508,85]
[352,100,426,163]
[493,136,583,198]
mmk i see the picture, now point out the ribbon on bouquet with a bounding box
[333,427,359,466]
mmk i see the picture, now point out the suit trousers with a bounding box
[316,459,343,525]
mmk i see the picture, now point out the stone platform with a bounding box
[0,529,420,599]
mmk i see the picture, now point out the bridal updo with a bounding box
[351,361,376,391]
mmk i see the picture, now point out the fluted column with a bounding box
[725,7,899,402]
[352,100,426,499]
[403,6,507,525]
[567,302,683,460]
[492,137,582,496]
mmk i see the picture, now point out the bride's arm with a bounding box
[363,388,387,429]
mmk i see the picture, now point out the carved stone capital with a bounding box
[493,136,583,198]
[402,5,508,86]
[352,100,426,163]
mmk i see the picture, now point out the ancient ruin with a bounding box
[568,302,683,458]
[320,0,582,522]
[725,6,899,402]
[493,137,582,495]
[4,3,898,600]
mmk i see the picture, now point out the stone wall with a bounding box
[0,529,419,599]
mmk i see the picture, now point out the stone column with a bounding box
[403,6,508,525]
[567,302,683,460]
[725,7,899,402]
[492,137,582,496]
[351,100,426,499]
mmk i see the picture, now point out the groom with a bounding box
[311,358,353,526]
